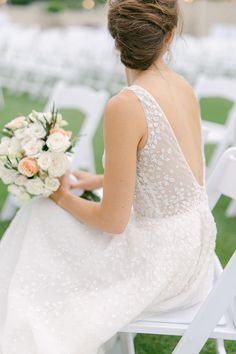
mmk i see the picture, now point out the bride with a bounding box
[0,0,217,353]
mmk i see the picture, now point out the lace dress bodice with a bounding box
[103,84,209,219]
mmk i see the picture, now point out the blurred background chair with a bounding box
[44,81,109,173]
[194,76,236,177]
[0,81,109,222]
[0,85,4,107]
[195,76,236,218]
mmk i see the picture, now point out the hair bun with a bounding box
[108,0,179,70]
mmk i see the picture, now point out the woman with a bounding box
[0,0,217,353]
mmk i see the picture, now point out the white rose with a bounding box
[8,138,22,156]
[45,176,60,192]
[8,184,24,196]
[25,177,45,195]
[22,139,44,157]
[14,127,30,140]
[15,191,31,206]
[42,188,52,198]
[28,111,44,123]
[59,120,68,127]
[0,137,10,155]
[55,113,68,127]
[0,166,19,185]
[46,133,71,153]
[37,152,52,171]
[39,170,48,180]
[48,152,68,177]
[29,111,52,125]
[28,111,37,123]
[15,174,28,186]
[5,116,27,130]
[20,137,31,148]
[8,155,22,168]
[29,122,46,139]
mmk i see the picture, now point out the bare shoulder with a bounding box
[104,88,145,130]
[105,89,142,117]
[175,73,198,104]
[104,88,145,147]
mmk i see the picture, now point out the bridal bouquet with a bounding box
[0,109,73,205]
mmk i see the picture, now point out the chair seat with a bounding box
[202,121,227,144]
[121,302,236,340]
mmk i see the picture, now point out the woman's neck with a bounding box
[125,58,170,86]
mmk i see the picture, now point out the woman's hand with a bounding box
[70,170,103,191]
[50,171,71,205]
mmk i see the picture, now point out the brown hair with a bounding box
[108,0,179,70]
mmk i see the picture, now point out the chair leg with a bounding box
[215,338,227,354]
[0,194,17,222]
[119,333,136,354]
[0,87,4,107]
[225,200,236,218]
[206,140,229,178]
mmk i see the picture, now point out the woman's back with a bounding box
[135,71,205,188]
[116,72,208,219]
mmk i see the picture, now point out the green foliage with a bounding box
[9,0,34,4]
[46,0,65,12]
[9,0,106,10]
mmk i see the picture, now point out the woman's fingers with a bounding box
[70,180,85,189]
[72,170,87,179]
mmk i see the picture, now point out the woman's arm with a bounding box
[51,91,145,235]
[70,170,104,190]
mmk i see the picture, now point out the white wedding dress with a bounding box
[0,84,217,354]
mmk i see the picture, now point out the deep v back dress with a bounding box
[0,84,217,354]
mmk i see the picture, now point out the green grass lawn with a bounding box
[0,90,235,353]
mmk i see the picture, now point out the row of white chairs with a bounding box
[0,22,124,97]
[0,17,236,98]
[210,24,236,39]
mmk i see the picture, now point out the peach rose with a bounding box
[18,157,39,177]
[5,116,26,130]
[50,128,72,139]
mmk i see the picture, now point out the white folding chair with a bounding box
[194,76,236,177]
[195,76,236,217]
[0,85,4,108]
[173,251,236,354]
[44,81,109,173]
[0,82,109,221]
[115,147,236,354]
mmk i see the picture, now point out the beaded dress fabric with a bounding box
[0,85,216,354]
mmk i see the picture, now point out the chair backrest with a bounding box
[44,81,109,137]
[195,76,236,103]
[44,81,109,172]
[210,24,236,39]
[172,147,236,354]
[195,76,236,141]
[173,251,236,354]
[207,147,236,210]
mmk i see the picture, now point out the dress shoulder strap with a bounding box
[122,84,160,115]
[121,84,164,135]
